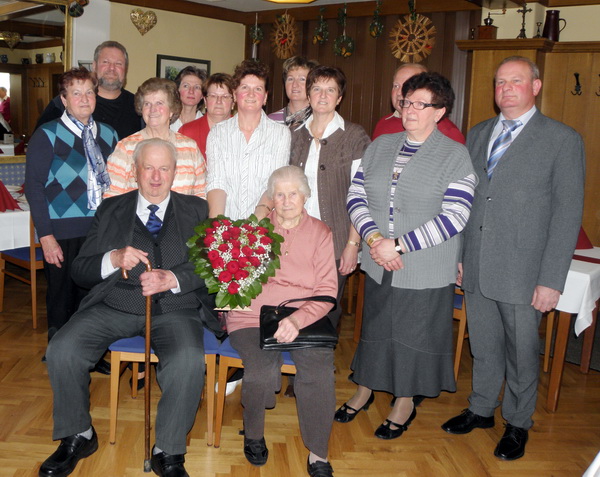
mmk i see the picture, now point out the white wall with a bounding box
[71,0,112,67]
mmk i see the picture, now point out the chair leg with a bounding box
[454,314,467,381]
[30,264,37,329]
[543,311,556,373]
[580,302,598,374]
[131,362,139,399]
[205,355,216,446]
[346,270,355,314]
[109,352,121,444]
[0,257,5,313]
[353,271,365,344]
[214,358,231,449]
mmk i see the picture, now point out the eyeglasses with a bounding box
[399,99,439,110]
[206,93,233,102]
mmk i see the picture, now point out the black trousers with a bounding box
[43,236,88,342]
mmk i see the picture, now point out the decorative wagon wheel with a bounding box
[389,14,436,62]
[271,13,298,59]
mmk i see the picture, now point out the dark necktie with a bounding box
[487,119,521,179]
[146,204,162,237]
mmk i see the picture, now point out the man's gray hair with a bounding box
[394,63,427,78]
[93,41,129,69]
[133,138,177,166]
[266,165,311,199]
[496,56,540,81]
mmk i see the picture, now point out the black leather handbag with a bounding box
[259,295,338,351]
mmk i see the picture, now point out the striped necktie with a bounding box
[487,119,521,179]
[146,204,162,237]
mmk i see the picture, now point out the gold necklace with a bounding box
[281,226,300,256]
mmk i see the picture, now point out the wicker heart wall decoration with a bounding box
[130,9,157,36]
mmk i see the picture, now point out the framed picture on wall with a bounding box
[156,55,211,81]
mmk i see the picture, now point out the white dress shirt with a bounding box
[206,110,291,219]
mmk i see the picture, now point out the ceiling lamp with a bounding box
[264,0,316,4]
[0,31,21,50]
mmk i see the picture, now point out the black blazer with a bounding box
[71,190,223,336]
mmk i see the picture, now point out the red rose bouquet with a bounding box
[188,214,284,309]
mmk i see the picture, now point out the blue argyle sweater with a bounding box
[25,116,118,240]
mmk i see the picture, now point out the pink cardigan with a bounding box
[226,210,338,333]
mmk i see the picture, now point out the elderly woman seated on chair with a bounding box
[225,165,338,477]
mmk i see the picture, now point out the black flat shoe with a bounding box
[334,392,375,423]
[150,447,188,477]
[39,427,98,476]
[307,458,334,477]
[374,407,417,440]
[494,424,528,461]
[441,409,494,435]
[92,358,111,375]
[243,437,268,466]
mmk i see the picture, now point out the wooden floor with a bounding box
[1,270,599,477]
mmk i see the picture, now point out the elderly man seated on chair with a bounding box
[40,138,220,477]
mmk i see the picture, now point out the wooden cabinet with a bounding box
[457,39,600,245]
[24,63,63,136]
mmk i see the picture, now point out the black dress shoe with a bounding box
[334,392,374,423]
[150,448,188,477]
[441,409,494,435]
[39,427,98,477]
[307,458,334,477]
[92,358,111,375]
[494,424,528,461]
[243,437,268,466]
[374,407,417,440]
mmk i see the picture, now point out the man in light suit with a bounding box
[40,139,221,477]
[441,57,585,460]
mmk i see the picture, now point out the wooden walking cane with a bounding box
[122,262,153,472]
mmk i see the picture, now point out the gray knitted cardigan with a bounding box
[358,128,475,289]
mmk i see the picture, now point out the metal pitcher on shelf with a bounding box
[542,10,567,42]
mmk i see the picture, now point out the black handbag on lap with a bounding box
[259,296,338,351]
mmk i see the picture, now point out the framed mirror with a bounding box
[0,0,71,151]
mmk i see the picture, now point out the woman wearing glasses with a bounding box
[179,73,235,158]
[338,72,477,440]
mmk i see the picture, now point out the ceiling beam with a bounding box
[110,0,481,25]
[0,19,64,38]
[0,4,54,22]
[108,0,247,24]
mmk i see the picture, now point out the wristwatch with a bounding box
[394,238,404,255]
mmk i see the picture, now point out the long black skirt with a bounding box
[351,271,456,397]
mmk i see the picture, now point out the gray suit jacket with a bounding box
[71,190,223,336]
[461,110,585,305]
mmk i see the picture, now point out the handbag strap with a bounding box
[277,295,337,311]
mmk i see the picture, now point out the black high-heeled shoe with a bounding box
[334,392,375,423]
[374,406,417,440]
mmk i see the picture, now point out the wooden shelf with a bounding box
[457,39,600,53]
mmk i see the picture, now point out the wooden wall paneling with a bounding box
[248,11,466,138]
[585,53,600,244]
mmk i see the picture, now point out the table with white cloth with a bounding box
[547,247,600,411]
[0,209,30,251]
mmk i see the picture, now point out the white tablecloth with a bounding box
[556,247,600,336]
[0,209,30,251]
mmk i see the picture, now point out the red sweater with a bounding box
[179,114,210,158]
[372,113,465,144]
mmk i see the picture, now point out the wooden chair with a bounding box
[452,289,469,381]
[213,337,296,448]
[108,332,219,446]
[0,217,44,328]
[352,275,468,381]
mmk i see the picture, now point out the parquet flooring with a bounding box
[1,267,599,477]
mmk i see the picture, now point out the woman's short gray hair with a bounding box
[266,165,311,199]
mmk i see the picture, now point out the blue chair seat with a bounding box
[2,246,43,261]
[454,292,464,310]
[109,330,221,355]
